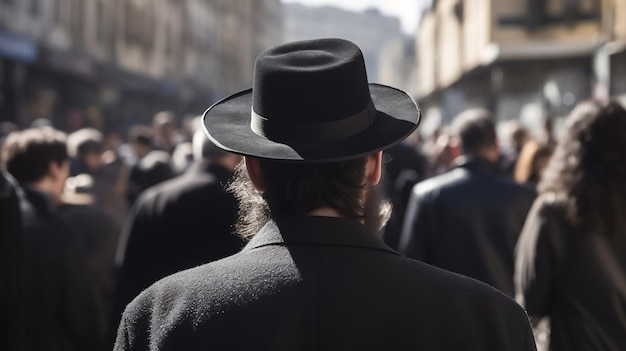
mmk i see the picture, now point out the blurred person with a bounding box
[58,173,121,351]
[381,139,429,250]
[112,129,244,336]
[125,124,175,205]
[114,38,535,351]
[513,140,554,188]
[152,111,182,154]
[68,127,129,230]
[429,132,459,176]
[1,127,101,350]
[500,121,530,176]
[67,127,104,176]
[399,108,536,297]
[170,141,194,174]
[515,100,626,350]
[0,170,23,351]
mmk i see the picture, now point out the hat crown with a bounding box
[252,38,372,124]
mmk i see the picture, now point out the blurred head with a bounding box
[513,139,554,185]
[453,108,499,162]
[1,127,69,201]
[539,100,626,234]
[128,125,153,158]
[509,122,530,151]
[153,111,177,140]
[68,128,104,173]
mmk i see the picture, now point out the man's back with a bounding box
[400,157,535,296]
[114,162,244,322]
[116,216,535,350]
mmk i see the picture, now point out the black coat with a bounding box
[115,216,536,351]
[113,162,243,328]
[515,194,626,351]
[0,171,23,351]
[381,143,429,250]
[399,156,535,297]
[18,187,101,351]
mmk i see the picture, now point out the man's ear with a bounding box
[244,156,266,191]
[365,151,383,186]
[47,160,64,180]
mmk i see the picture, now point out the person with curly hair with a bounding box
[514,100,626,350]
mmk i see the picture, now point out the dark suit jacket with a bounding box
[0,171,23,351]
[515,194,626,350]
[115,216,536,350]
[113,162,243,329]
[19,187,101,351]
[399,156,535,297]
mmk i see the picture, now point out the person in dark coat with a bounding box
[1,127,101,350]
[399,108,535,297]
[114,38,536,351]
[515,100,626,350]
[0,169,23,351]
[112,128,244,331]
[125,125,175,205]
[381,140,429,250]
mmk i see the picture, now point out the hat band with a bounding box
[250,101,376,144]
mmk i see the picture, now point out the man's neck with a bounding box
[23,180,59,207]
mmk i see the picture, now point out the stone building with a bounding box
[415,0,606,138]
[284,3,404,83]
[0,0,283,130]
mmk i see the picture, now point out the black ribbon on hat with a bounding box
[250,100,377,144]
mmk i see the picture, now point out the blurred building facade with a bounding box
[284,3,404,83]
[415,0,624,139]
[378,37,419,98]
[0,0,283,131]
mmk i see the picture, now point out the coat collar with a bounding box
[453,155,498,174]
[244,215,400,256]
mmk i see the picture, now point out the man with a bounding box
[2,127,101,350]
[399,109,536,297]
[0,170,23,351]
[125,125,175,205]
[113,129,244,328]
[152,111,182,154]
[381,139,429,250]
[114,38,536,350]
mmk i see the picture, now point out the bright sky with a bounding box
[281,0,431,35]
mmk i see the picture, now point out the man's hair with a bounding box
[67,128,104,158]
[127,125,153,147]
[453,108,497,154]
[228,156,391,239]
[1,127,68,183]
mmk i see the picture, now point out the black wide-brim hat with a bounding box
[203,38,420,162]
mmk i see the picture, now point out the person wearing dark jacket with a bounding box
[515,100,626,350]
[112,128,244,335]
[0,170,23,351]
[114,38,536,351]
[1,127,101,351]
[399,108,535,297]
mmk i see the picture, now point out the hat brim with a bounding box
[202,83,420,162]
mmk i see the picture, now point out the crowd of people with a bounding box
[0,38,625,350]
